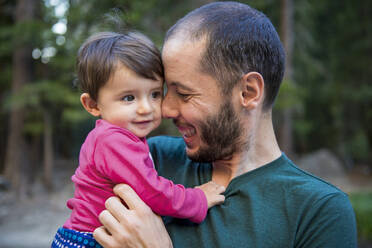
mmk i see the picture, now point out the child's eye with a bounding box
[122,95,135,102]
[152,91,162,99]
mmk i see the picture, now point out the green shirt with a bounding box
[149,136,357,248]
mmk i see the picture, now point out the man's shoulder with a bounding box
[270,156,356,244]
[148,135,185,153]
[147,135,189,164]
[278,157,353,218]
[257,155,345,197]
[147,136,202,181]
[284,157,347,198]
[286,161,357,246]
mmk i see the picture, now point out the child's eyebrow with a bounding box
[150,85,163,91]
[115,89,134,96]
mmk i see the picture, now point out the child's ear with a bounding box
[80,93,100,117]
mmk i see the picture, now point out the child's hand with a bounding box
[196,181,225,208]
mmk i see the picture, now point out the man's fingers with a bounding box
[93,226,117,248]
[105,196,129,221]
[113,184,149,211]
[95,184,172,248]
[99,209,124,237]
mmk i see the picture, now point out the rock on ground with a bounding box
[295,149,353,191]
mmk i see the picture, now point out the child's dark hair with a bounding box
[77,31,163,101]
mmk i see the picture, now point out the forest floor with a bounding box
[0,159,75,248]
[0,157,371,248]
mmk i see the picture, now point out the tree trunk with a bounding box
[279,0,294,157]
[43,109,54,191]
[4,0,37,195]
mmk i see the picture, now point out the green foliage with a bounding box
[3,79,83,136]
[347,130,370,162]
[349,192,372,241]
[5,80,74,108]
[12,20,51,47]
[285,0,372,163]
[275,79,304,111]
[0,0,371,166]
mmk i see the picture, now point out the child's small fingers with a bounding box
[213,195,225,205]
[215,185,226,194]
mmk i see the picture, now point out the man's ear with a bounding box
[239,72,264,110]
[80,93,101,117]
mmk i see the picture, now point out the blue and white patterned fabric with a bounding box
[51,227,103,248]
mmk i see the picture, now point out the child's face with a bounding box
[96,63,163,138]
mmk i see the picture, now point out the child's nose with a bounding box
[137,99,152,115]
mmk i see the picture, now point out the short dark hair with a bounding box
[77,31,163,101]
[165,1,285,110]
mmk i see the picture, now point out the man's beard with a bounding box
[188,100,245,163]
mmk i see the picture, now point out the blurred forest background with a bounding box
[0,0,371,247]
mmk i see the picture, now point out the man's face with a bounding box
[162,38,243,162]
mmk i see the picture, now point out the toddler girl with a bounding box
[51,31,225,248]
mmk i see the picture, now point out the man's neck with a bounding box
[211,112,281,188]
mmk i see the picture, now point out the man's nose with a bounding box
[162,92,179,119]
[137,98,152,115]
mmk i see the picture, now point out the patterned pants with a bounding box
[51,227,103,248]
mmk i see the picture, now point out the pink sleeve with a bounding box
[93,131,207,223]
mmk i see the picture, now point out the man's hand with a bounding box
[196,181,225,208]
[93,184,173,248]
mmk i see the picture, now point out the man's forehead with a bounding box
[162,36,206,58]
[161,36,212,91]
[162,38,183,57]
[162,38,202,80]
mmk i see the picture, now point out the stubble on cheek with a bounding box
[189,100,245,162]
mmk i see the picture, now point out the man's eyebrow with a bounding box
[169,81,194,91]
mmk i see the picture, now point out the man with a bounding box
[93,2,357,247]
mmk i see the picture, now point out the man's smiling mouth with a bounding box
[177,125,196,138]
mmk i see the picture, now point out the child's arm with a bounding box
[94,130,224,223]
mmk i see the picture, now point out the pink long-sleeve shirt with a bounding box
[64,119,207,232]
